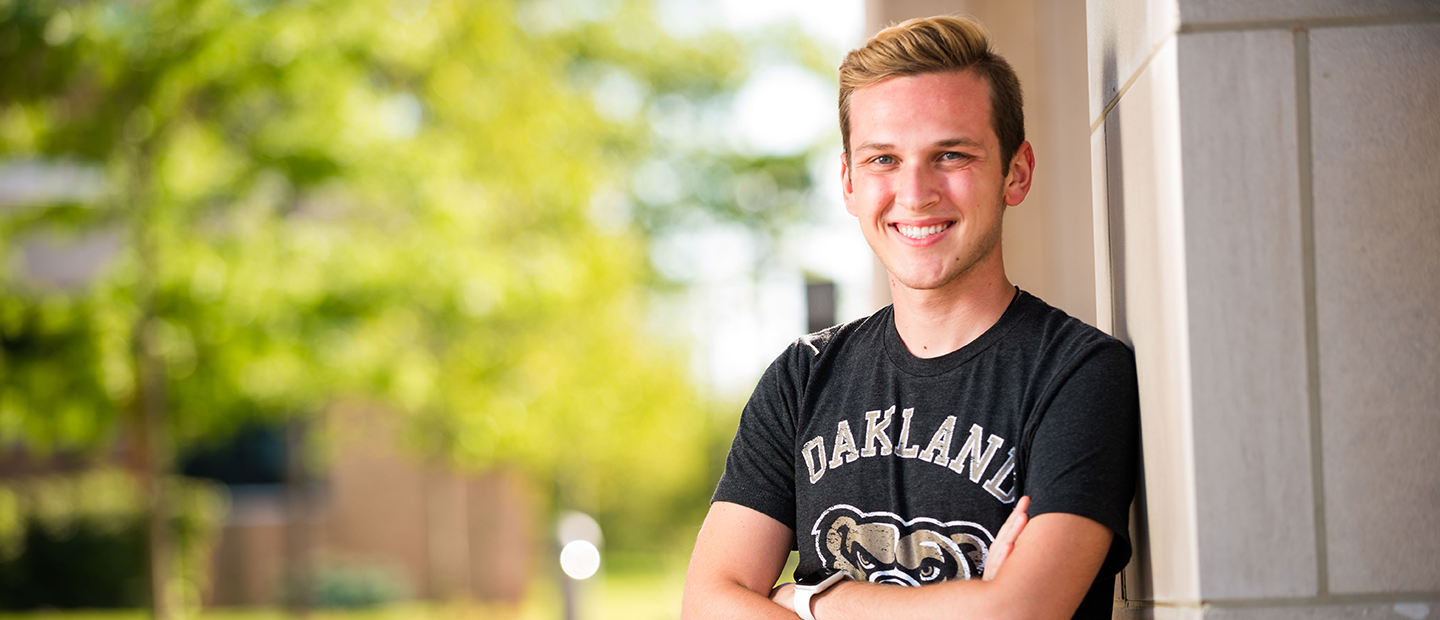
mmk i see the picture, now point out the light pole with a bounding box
[556,511,602,620]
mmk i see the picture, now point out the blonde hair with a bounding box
[838,15,1025,166]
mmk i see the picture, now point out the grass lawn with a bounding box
[0,556,690,620]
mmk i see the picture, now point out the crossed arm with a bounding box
[680,497,1112,620]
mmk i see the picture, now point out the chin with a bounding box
[890,272,958,292]
[887,252,996,293]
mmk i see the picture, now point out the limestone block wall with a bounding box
[1090,0,1440,616]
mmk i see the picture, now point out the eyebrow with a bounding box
[934,138,983,149]
[854,137,984,152]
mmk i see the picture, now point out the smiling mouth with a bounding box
[895,223,952,240]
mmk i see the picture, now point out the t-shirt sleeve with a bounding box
[1023,339,1140,577]
[710,343,808,533]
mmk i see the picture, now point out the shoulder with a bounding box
[755,306,893,399]
[1007,291,1132,370]
[788,305,893,366]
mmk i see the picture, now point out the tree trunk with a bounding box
[285,417,312,617]
[135,312,174,620]
[128,137,174,620]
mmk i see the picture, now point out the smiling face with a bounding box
[842,69,1032,296]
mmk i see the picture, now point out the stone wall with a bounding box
[1089,0,1440,616]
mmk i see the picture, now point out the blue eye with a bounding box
[872,155,896,165]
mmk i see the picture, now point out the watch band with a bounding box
[793,570,848,620]
[795,587,820,620]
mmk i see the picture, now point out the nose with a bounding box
[894,163,940,211]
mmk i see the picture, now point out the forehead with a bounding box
[849,70,995,147]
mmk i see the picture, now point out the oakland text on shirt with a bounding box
[800,404,1019,503]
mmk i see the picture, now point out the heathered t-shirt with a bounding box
[712,290,1139,619]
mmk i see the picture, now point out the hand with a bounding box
[982,495,1030,581]
[769,582,796,612]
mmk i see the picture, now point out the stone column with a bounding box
[1090,0,1440,616]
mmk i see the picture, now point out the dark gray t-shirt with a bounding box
[712,290,1139,619]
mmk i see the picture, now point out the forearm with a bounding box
[682,579,798,620]
[811,578,1008,620]
[682,501,799,620]
[788,512,1110,620]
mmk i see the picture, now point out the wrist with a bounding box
[793,569,849,620]
[808,578,855,619]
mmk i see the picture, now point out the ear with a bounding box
[1003,140,1035,207]
[841,150,858,216]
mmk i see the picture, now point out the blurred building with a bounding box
[201,404,535,607]
[869,0,1439,617]
[0,396,536,608]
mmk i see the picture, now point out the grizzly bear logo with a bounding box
[810,505,994,585]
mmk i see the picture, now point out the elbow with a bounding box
[679,591,712,620]
[680,576,765,620]
[679,580,719,620]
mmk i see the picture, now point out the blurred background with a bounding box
[0,0,869,617]
[12,0,1433,617]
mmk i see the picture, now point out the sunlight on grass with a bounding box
[589,567,685,620]
[0,558,692,620]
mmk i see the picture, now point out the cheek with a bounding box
[851,183,896,213]
[938,178,978,200]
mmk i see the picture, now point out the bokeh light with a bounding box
[559,540,601,580]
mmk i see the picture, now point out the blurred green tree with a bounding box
[0,0,828,614]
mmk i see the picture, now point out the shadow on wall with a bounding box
[1096,73,1153,607]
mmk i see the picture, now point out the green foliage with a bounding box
[0,470,226,609]
[0,0,824,553]
[0,293,125,448]
[302,563,412,610]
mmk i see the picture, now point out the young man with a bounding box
[681,16,1139,620]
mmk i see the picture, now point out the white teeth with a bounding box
[896,223,950,239]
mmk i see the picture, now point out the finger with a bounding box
[995,495,1030,543]
[769,583,795,611]
[1009,495,1031,529]
[984,497,1031,581]
[983,539,1012,581]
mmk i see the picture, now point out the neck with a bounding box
[890,265,1015,359]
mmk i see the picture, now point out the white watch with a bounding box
[793,569,848,620]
